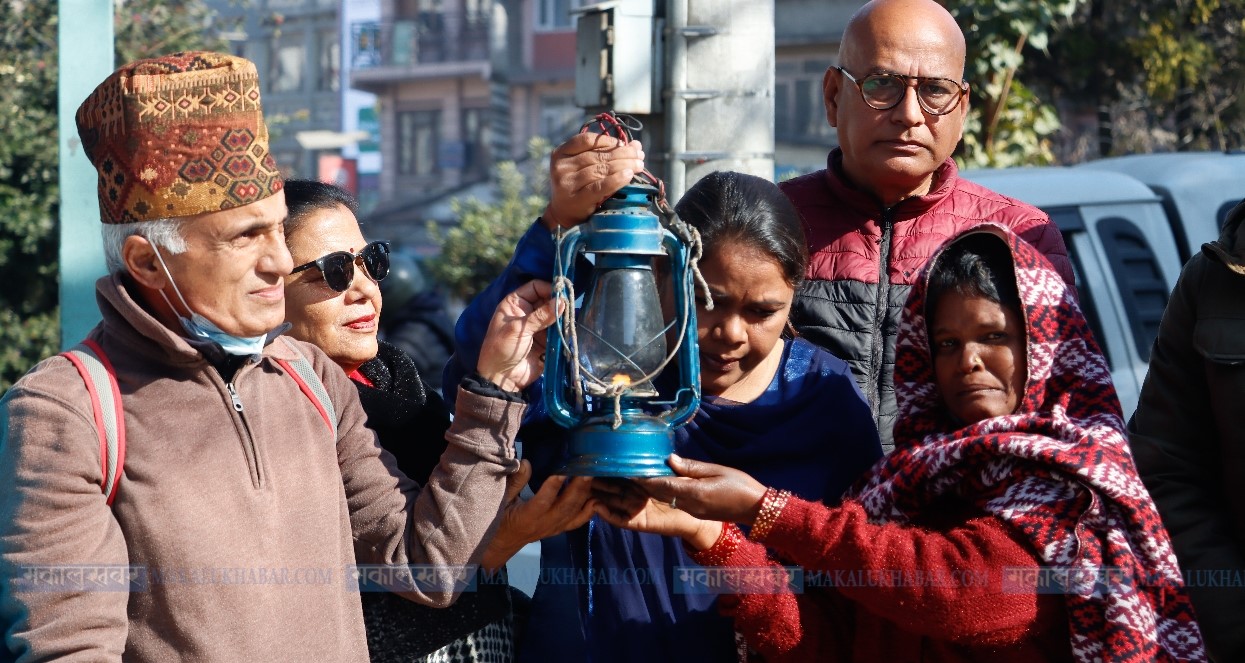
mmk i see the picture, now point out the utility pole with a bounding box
[575,0,774,200]
[664,0,774,199]
[58,0,114,348]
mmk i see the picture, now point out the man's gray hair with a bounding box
[101,218,188,274]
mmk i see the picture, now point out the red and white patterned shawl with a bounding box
[849,224,1206,662]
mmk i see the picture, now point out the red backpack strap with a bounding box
[275,337,338,438]
[60,339,126,506]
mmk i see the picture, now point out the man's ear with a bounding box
[822,66,842,129]
[955,83,971,141]
[122,235,167,291]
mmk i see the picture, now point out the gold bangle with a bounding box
[748,488,792,542]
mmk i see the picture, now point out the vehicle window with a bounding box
[1061,234,1112,371]
[1046,207,1084,232]
[1149,186,1192,263]
[1048,208,1111,370]
[1097,217,1167,362]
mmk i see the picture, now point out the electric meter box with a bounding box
[574,1,659,114]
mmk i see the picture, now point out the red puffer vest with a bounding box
[779,149,1074,452]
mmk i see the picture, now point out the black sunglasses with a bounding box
[291,240,391,292]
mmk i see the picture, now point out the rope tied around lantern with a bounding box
[550,232,695,430]
[547,112,712,429]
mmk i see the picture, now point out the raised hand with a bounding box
[543,133,645,230]
[476,280,559,392]
[636,454,769,525]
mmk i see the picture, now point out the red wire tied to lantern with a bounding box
[578,111,675,220]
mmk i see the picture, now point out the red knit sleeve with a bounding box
[693,526,848,662]
[757,497,1054,647]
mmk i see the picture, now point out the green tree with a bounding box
[0,0,59,392]
[0,0,225,391]
[425,138,552,301]
[945,0,1084,167]
[1046,0,1245,155]
[114,0,225,64]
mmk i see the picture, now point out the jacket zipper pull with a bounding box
[226,382,244,413]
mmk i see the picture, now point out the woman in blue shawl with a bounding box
[445,168,882,662]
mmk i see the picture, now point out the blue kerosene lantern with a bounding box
[543,183,701,476]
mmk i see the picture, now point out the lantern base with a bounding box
[558,414,676,477]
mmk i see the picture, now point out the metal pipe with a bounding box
[666,0,689,200]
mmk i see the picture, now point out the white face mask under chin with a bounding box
[150,244,270,356]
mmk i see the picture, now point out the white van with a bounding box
[1075,151,1245,263]
[962,167,1183,420]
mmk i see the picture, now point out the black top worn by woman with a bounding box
[354,341,516,662]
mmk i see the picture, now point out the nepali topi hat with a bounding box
[75,51,284,224]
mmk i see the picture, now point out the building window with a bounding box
[775,58,834,144]
[536,0,581,31]
[397,110,441,177]
[396,0,441,19]
[775,82,791,138]
[352,22,382,68]
[463,0,488,24]
[1098,216,1168,361]
[269,32,305,93]
[462,107,489,175]
[318,30,340,92]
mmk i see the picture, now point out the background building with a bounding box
[349,0,583,247]
[350,0,862,244]
[206,0,345,180]
[200,0,863,245]
[773,0,861,175]
[341,0,383,211]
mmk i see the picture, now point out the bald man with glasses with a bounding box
[775,0,1074,450]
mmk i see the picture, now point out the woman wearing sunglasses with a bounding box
[282,180,596,663]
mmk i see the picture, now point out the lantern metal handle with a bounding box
[543,223,699,427]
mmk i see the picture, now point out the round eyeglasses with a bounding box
[835,66,968,116]
[291,240,391,292]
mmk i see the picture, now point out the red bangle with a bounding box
[690,522,744,566]
[749,488,791,542]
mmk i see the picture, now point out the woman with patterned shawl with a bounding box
[598,224,1207,662]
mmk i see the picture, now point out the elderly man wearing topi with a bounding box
[546,0,1075,451]
[0,52,554,662]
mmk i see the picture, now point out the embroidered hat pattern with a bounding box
[75,51,284,224]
